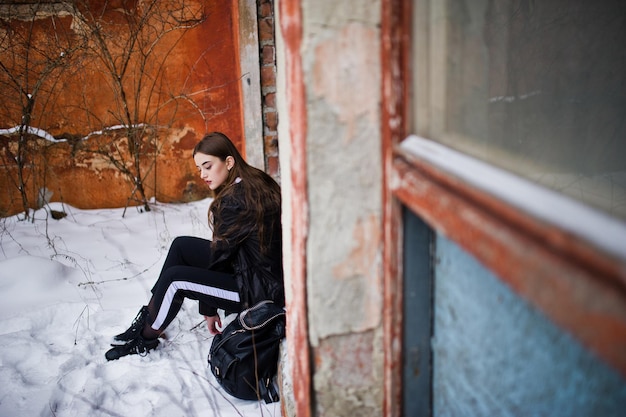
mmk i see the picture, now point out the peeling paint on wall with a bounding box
[312,23,380,142]
[0,1,245,214]
[299,1,384,415]
[314,330,384,417]
[333,213,381,280]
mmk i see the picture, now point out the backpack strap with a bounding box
[239,300,286,330]
[259,376,280,404]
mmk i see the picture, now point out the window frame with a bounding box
[381,0,626,415]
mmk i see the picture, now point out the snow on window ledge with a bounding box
[399,135,626,262]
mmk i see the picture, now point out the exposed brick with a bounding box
[264,134,278,153]
[262,45,275,65]
[265,110,278,132]
[264,92,276,108]
[258,18,274,44]
[267,155,280,178]
[258,1,273,18]
[258,0,279,183]
[261,66,276,87]
[261,86,277,96]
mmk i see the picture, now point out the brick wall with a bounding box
[257,0,280,180]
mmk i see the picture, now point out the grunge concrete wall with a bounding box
[305,4,383,416]
[0,0,244,215]
[276,0,384,415]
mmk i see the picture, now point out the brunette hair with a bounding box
[193,132,281,251]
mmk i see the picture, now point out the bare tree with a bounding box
[0,2,83,220]
[70,0,206,214]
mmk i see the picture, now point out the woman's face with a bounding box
[194,152,233,190]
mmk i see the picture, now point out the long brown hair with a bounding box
[193,132,281,251]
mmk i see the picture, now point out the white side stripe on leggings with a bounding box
[151,281,240,330]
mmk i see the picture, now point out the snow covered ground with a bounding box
[0,200,281,416]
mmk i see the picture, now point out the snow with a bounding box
[399,135,626,262]
[0,123,148,143]
[0,126,57,142]
[0,200,281,416]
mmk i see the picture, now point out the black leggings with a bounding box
[144,236,241,337]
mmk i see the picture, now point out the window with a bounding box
[412,0,626,220]
[382,1,626,414]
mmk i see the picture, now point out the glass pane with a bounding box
[422,0,626,220]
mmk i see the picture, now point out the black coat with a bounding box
[207,182,284,311]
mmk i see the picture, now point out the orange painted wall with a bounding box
[0,0,244,215]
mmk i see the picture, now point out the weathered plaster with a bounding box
[312,23,380,142]
[277,1,387,414]
[305,114,383,343]
[0,0,245,214]
[314,329,384,417]
[237,0,264,170]
[302,3,382,344]
[296,0,384,415]
[0,3,75,21]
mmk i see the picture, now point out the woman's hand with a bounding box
[204,314,223,335]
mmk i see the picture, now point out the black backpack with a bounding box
[207,300,286,403]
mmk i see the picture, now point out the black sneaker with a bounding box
[105,335,159,361]
[114,306,149,342]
